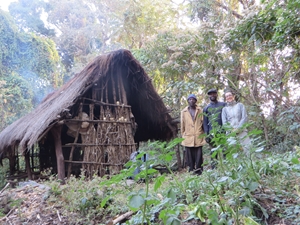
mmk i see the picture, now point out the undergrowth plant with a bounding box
[0,159,9,189]
[41,130,300,225]
[99,126,300,225]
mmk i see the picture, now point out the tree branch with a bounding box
[215,1,243,19]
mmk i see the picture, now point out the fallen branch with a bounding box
[112,211,134,225]
[0,206,16,221]
[57,210,62,221]
[0,183,9,195]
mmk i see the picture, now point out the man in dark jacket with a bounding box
[203,89,226,169]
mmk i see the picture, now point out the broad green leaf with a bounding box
[255,147,264,153]
[196,206,206,222]
[207,209,218,224]
[154,174,166,191]
[167,188,177,202]
[166,217,181,225]
[291,157,300,164]
[218,176,229,182]
[243,216,260,225]
[239,206,251,216]
[129,194,145,209]
[247,182,259,191]
[147,168,158,175]
[100,196,111,208]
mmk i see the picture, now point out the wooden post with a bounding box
[8,147,16,175]
[67,128,80,178]
[24,150,33,180]
[51,125,65,184]
[175,144,182,171]
[30,147,34,172]
[67,103,83,177]
[167,121,181,170]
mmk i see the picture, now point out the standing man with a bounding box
[181,94,206,175]
[203,89,226,168]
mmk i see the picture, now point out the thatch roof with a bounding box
[0,49,177,159]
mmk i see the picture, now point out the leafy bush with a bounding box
[39,135,300,225]
[0,159,9,189]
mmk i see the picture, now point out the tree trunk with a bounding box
[51,125,65,184]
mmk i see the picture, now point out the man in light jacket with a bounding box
[181,94,206,175]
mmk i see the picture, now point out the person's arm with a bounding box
[221,107,228,125]
[203,107,209,134]
[238,103,248,128]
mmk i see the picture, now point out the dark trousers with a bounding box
[185,146,203,175]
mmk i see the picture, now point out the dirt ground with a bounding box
[0,181,75,225]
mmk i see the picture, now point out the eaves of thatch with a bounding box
[0,49,177,159]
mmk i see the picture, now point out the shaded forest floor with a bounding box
[1,148,300,225]
[0,170,299,225]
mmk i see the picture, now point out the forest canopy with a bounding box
[0,0,300,149]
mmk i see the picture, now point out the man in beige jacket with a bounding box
[181,94,206,175]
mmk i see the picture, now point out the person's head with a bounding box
[187,94,197,107]
[207,88,218,102]
[224,90,235,103]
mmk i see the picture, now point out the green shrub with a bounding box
[0,159,9,189]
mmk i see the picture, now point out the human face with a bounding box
[208,92,218,102]
[188,97,197,107]
[225,92,235,103]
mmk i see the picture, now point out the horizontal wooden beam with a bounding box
[80,97,131,108]
[62,143,136,147]
[64,119,133,124]
[64,160,123,166]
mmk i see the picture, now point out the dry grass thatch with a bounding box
[0,49,177,160]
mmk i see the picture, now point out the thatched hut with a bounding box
[0,49,177,182]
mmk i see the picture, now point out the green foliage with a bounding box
[115,0,180,49]
[132,0,300,154]
[46,173,125,223]
[0,9,63,128]
[134,29,227,116]
[226,0,300,50]
[0,10,19,74]
[0,73,33,129]
[0,10,61,84]
[0,159,9,189]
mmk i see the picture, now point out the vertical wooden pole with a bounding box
[8,147,16,175]
[31,147,35,172]
[105,77,109,103]
[67,128,80,178]
[167,121,181,170]
[24,150,33,180]
[117,73,122,103]
[99,80,105,176]
[120,77,127,105]
[67,103,83,177]
[51,125,65,184]
[111,77,117,104]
